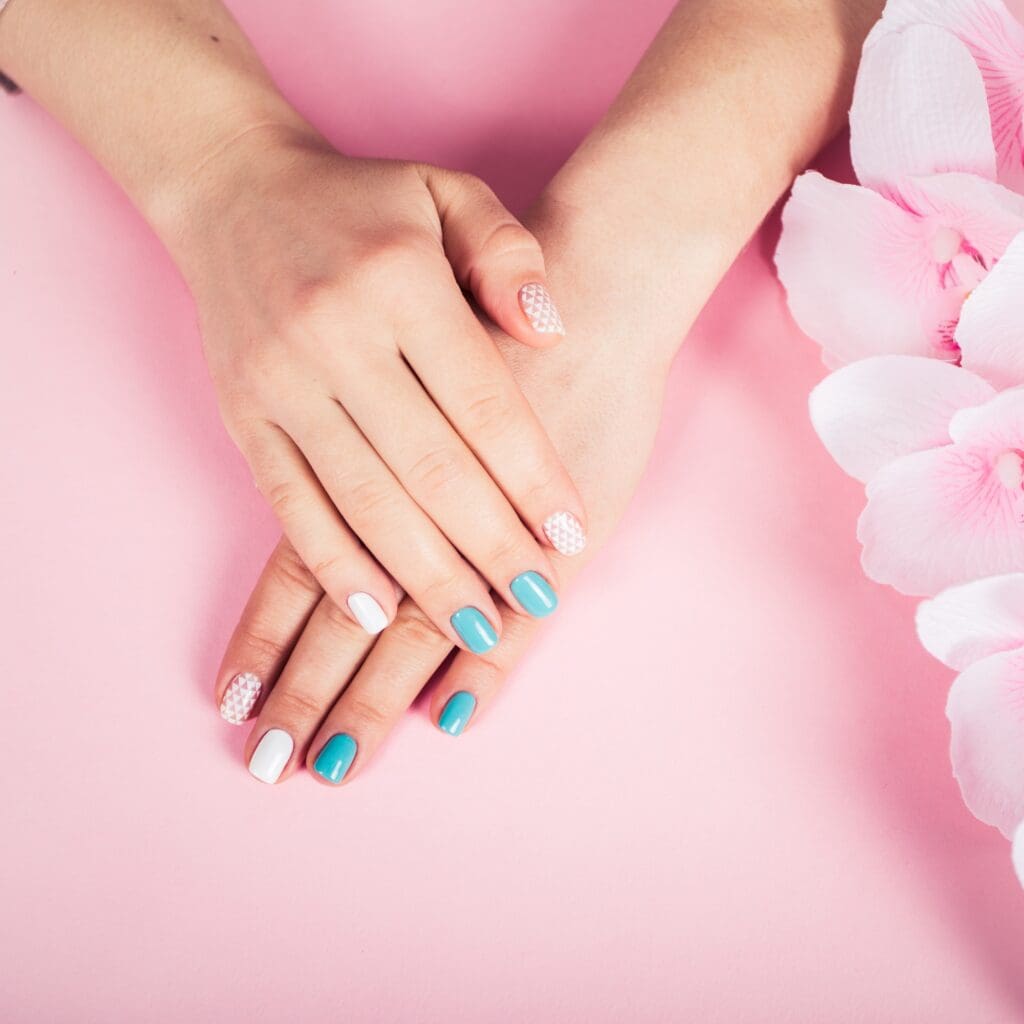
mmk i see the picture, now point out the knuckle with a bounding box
[264,479,299,522]
[269,542,322,597]
[345,695,391,731]
[318,597,366,639]
[342,476,396,524]
[350,232,439,290]
[461,389,519,440]
[480,219,540,263]
[388,609,448,651]
[484,528,527,569]
[416,568,465,607]
[271,686,328,724]
[234,622,285,664]
[405,445,467,494]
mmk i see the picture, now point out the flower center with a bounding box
[995,450,1024,490]
[930,226,963,264]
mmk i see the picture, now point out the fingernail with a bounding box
[313,733,358,785]
[220,672,261,725]
[519,282,565,336]
[510,570,559,618]
[248,728,293,785]
[439,691,477,736]
[347,592,389,635]
[450,606,499,654]
[543,511,587,557]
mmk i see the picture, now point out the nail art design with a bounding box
[248,729,293,785]
[220,672,261,725]
[543,511,587,557]
[519,282,565,335]
[347,592,389,635]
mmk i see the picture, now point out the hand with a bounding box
[214,290,669,782]
[176,125,587,653]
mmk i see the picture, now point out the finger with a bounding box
[399,297,588,561]
[282,397,506,655]
[243,591,377,785]
[215,537,324,725]
[242,422,398,636]
[305,603,453,786]
[420,165,566,347]
[328,361,571,621]
[430,600,543,737]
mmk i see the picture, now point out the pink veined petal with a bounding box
[917,573,1024,669]
[947,646,1024,837]
[875,0,1024,191]
[958,232,1024,388]
[852,24,996,197]
[776,173,936,364]
[809,356,994,483]
[862,388,1024,594]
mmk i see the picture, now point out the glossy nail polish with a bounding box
[220,672,261,725]
[543,511,587,557]
[519,282,565,335]
[450,607,499,654]
[438,691,477,736]
[313,733,358,785]
[510,571,558,618]
[347,592,389,635]
[248,729,293,785]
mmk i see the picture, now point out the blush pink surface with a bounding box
[2,1,1024,1020]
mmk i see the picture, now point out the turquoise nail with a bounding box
[313,733,358,785]
[438,691,477,736]
[450,607,498,654]
[510,571,559,618]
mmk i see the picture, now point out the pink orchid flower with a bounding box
[810,354,1024,595]
[776,18,1024,369]
[917,575,1024,859]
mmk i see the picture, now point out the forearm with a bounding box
[535,0,884,369]
[0,0,311,247]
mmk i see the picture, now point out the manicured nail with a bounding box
[543,511,587,557]
[519,282,565,336]
[347,592,389,635]
[510,570,559,618]
[450,606,498,654]
[439,691,477,736]
[248,728,293,785]
[220,672,261,725]
[313,733,358,785]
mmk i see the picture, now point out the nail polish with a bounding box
[220,672,261,725]
[313,733,358,785]
[438,691,477,736]
[519,282,565,335]
[248,729,293,785]
[450,607,499,654]
[510,571,559,618]
[347,592,389,635]
[543,511,587,557]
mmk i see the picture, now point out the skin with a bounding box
[0,0,588,651]
[0,0,885,781]
[216,0,886,783]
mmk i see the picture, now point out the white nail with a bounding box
[347,592,389,635]
[220,672,261,725]
[248,729,293,785]
[543,511,587,557]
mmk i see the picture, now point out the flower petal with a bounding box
[947,646,1024,837]
[776,173,935,363]
[958,232,1024,388]
[917,573,1024,669]
[852,24,996,197]
[809,356,994,483]
[874,0,1024,191]
[859,429,1024,596]
[1012,821,1024,887]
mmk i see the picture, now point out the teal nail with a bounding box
[438,691,477,736]
[510,571,559,618]
[313,733,358,785]
[450,607,498,654]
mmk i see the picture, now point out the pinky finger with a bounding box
[429,603,543,737]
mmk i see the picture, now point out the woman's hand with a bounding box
[175,126,586,652]
[214,288,668,780]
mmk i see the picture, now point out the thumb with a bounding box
[421,165,566,347]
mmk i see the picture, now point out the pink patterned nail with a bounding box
[543,511,586,557]
[220,672,261,725]
[519,282,565,336]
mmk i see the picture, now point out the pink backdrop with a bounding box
[3,0,1024,1020]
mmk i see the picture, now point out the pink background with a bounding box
[3,0,1024,1020]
